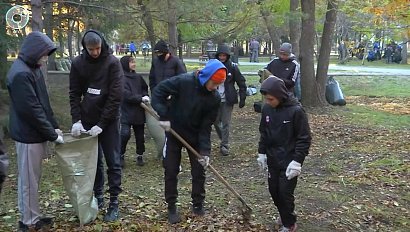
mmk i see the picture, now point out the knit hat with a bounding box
[279,42,292,55]
[210,68,227,84]
[153,40,169,53]
[260,76,289,102]
[198,59,227,86]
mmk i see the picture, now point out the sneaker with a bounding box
[220,146,229,156]
[167,205,181,224]
[192,204,205,216]
[18,217,53,232]
[96,195,104,210]
[103,203,119,222]
[136,155,144,166]
[279,224,297,232]
[18,221,28,232]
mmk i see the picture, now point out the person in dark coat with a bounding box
[151,59,226,224]
[119,56,149,167]
[257,76,311,232]
[214,44,247,156]
[69,30,123,222]
[7,31,64,231]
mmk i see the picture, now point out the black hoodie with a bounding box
[119,56,148,125]
[69,30,124,129]
[7,31,59,143]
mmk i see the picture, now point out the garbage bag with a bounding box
[55,134,98,225]
[145,112,165,159]
[325,76,346,106]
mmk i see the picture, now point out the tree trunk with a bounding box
[167,0,178,55]
[67,20,75,61]
[30,0,43,32]
[300,0,320,107]
[401,39,408,64]
[261,8,281,56]
[44,2,55,70]
[289,0,300,58]
[137,0,155,58]
[0,4,8,89]
[316,0,338,106]
[77,21,81,56]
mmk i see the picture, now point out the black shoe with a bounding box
[104,203,119,222]
[220,146,229,156]
[18,221,28,232]
[96,195,104,210]
[34,217,53,230]
[136,155,144,166]
[192,204,205,216]
[120,154,125,168]
[167,205,181,224]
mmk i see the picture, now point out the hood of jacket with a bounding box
[18,31,56,68]
[120,56,133,73]
[81,30,112,61]
[197,59,227,86]
[260,75,289,103]
[215,44,231,61]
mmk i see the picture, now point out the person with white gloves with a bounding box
[6,31,63,230]
[119,55,149,167]
[151,59,226,224]
[258,76,311,232]
[69,30,123,222]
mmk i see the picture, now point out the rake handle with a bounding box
[140,102,252,211]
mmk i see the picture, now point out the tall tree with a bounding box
[167,0,178,55]
[289,0,300,58]
[30,0,43,31]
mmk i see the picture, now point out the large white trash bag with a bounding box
[55,134,98,225]
[145,111,165,159]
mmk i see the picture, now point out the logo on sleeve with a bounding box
[266,116,270,123]
[87,88,101,95]
[283,120,291,124]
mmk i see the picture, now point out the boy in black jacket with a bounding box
[119,56,149,167]
[257,76,311,232]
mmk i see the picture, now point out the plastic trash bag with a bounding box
[55,134,98,225]
[325,76,346,106]
[145,112,165,159]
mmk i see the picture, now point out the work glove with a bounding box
[239,99,245,108]
[54,135,64,144]
[198,155,210,168]
[285,160,301,180]
[257,153,267,171]
[55,128,63,137]
[142,96,150,104]
[159,121,171,131]
[88,125,103,137]
[71,120,86,137]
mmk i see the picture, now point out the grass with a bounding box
[337,76,410,97]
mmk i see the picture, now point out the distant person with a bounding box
[384,46,393,64]
[129,41,137,58]
[7,31,64,231]
[249,38,260,62]
[119,56,149,167]
[214,44,247,156]
[69,30,123,222]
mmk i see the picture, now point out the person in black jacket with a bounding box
[119,56,149,167]
[257,76,311,232]
[214,44,247,156]
[69,30,123,222]
[151,59,226,224]
[265,43,300,94]
[7,31,64,231]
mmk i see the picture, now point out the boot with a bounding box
[103,202,119,222]
[34,217,54,230]
[167,204,181,224]
[136,154,144,166]
[192,203,205,216]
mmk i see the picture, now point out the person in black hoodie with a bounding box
[257,76,311,232]
[119,56,149,167]
[151,59,226,224]
[69,30,123,222]
[214,44,247,156]
[7,31,64,231]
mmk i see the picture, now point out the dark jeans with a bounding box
[84,120,122,198]
[120,123,145,156]
[163,133,205,206]
[268,167,298,227]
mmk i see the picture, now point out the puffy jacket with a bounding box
[265,57,300,92]
[148,55,186,91]
[258,95,311,169]
[69,30,124,129]
[120,56,148,125]
[7,32,59,143]
[215,45,247,105]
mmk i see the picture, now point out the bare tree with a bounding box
[167,0,178,55]
[30,0,43,31]
[289,0,300,58]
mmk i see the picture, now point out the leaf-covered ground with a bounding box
[1,84,409,231]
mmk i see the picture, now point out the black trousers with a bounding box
[163,133,206,206]
[268,167,298,227]
[120,123,145,156]
[84,120,122,198]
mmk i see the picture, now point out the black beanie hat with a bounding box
[154,40,169,53]
[260,76,289,102]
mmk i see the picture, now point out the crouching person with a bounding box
[257,76,311,232]
[151,59,226,224]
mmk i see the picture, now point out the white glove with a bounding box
[159,121,171,131]
[55,128,63,136]
[54,135,64,144]
[257,153,267,171]
[88,125,103,137]
[142,96,150,104]
[285,160,301,180]
[198,156,210,168]
[71,120,86,137]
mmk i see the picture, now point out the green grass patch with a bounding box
[337,76,410,97]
